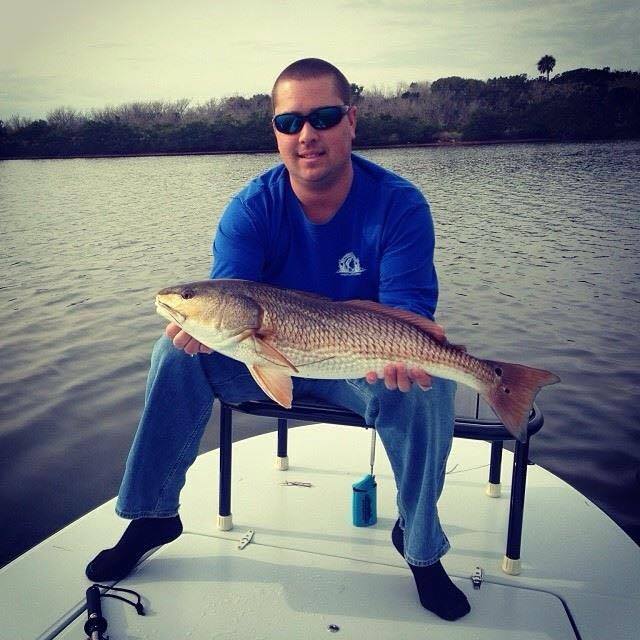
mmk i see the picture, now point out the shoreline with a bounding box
[1,137,631,161]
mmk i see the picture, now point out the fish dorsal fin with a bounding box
[248,365,293,408]
[343,299,446,343]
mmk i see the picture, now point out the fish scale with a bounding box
[264,305,433,376]
[155,278,560,441]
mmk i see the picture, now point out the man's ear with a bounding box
[348,106,357,140]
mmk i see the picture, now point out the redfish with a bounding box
[156,279,560,441]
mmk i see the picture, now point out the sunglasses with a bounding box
[272,105,351,134]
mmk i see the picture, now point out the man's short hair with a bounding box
[271,58,351,110]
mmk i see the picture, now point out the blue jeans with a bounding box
[117,336,455,566]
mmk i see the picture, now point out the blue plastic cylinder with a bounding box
[352,474,377,526]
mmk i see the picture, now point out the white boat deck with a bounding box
[1,424,638,639]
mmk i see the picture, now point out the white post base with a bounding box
[485,482,502,498]
[502,556,522,575]
[217,514,233,531]
[275,455,289,471]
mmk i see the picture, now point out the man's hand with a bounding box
[165,322,214,356]
[365,363,432,392]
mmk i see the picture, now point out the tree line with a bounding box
[1,66,638,159]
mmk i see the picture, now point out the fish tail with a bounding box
[479,360,560,442]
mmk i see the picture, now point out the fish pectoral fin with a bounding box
[248,365,293,408]
[211,328,257,351]
[252,335,299,373]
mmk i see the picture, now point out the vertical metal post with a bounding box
[502,436,530,574]
[275,418,290,470]
[486,440,503,497]
[218,403,233,529]
[489,441,503,485]
[277,418,288,458]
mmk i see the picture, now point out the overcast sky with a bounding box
[1,0,638,120]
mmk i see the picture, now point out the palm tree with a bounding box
[537,55,556,82]
[350,83,364,104]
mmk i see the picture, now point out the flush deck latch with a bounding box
[471,566,484,589]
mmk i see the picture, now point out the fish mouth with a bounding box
[155,298,186,325]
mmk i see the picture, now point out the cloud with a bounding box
[87,42,128,49]
[1,0,637,119]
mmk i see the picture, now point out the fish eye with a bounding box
[181,287,195,300]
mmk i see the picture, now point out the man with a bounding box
[86,58,470,621]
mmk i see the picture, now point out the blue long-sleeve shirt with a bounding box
[211,153,438,319]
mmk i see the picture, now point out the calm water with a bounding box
[1,142,639,567]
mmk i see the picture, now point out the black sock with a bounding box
[85,516,182,582]
[392,519,470,621]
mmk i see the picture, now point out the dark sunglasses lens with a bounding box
[308,107,344,129]
[274,114,303,134]
[274,106,346,134]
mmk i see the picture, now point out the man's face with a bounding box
[272,75,357,191]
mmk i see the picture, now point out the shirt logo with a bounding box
[337,252,366,276]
